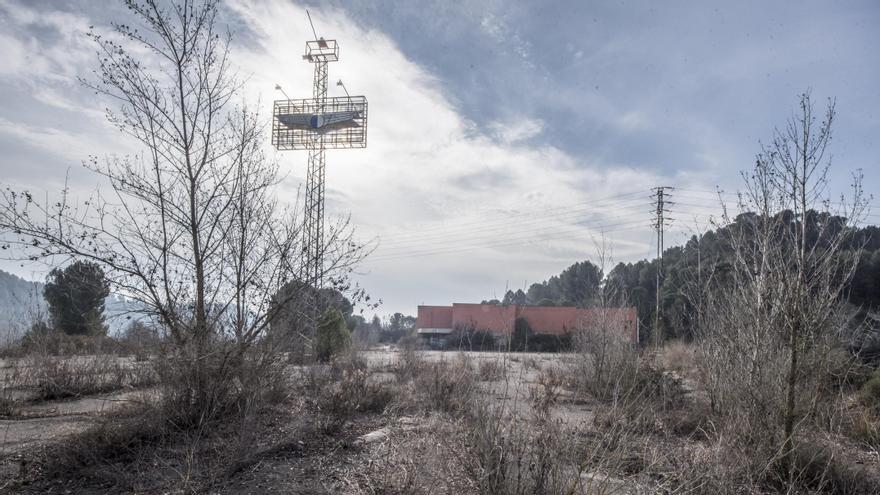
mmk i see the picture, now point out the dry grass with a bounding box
[477,358,506,381]
[0,354,156,411]
[5,345,880,494]
[28,355,156,401]
[658,340,697,378]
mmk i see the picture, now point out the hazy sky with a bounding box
[0,0,878,316]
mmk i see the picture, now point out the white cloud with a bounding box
[0,1,94,82]
[488,118,544,144]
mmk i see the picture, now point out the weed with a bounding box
[477,358,506,381]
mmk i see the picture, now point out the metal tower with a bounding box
[271,20,368,338]
[303,42,331,293]
[651,186,674,346]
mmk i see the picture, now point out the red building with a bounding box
[416,303,638,344]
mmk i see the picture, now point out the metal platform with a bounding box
[271,95,368,150]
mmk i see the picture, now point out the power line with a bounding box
[367,222,651,263]
[374,203,727,259]
[380,190,650,243]
[372,217,651,260]
[379,199,653,250]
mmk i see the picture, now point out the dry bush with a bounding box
[16,349,295,492]
[20,398,293,492]
[462,373,654,495]
[388,352,477,415]
[787,439,880,494]
[313,354,394,421]
[462,403,566,495]
[569,315,640,401]
[477,358,507,381]
[151,342,294,430]
[27,354,156,401]
[24,408,173,490]
[353,416,474,494]
[521,356,540,371]
[15,331,121,357]
[0,392,16,416]
[414,359,476,415]
[658,340,696,377]
[395,344,426,378]
[118,321,163,362]
[846,408,880,448]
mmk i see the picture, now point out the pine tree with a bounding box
[43,260,110,336]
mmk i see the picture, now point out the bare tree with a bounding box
[0,0,368,423]
[699,92,867,483]
[571,234,639,401]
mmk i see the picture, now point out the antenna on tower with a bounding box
[306,9,319,42]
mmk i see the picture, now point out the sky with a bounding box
[0,0,878,317]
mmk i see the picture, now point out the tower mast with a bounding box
[271,12,369,352]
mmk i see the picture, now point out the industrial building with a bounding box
[416,303,638,347]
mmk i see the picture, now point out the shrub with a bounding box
[477,359,506,381]
[29,355,155,401]
[119,320,163,361]
[448,328,496,351]
[315,356,394,420]
[570,320,640,401]
[18,329,119,356]
[415,360,475,414]
[315,309,351,362]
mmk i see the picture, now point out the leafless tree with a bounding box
[571,234,639,401]
[698,92,867,483]
[0,0,368,424]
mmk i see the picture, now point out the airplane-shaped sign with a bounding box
[277,110,361,133]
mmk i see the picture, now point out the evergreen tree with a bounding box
[43,260,109,336]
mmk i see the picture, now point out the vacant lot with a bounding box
[1,345,878,494]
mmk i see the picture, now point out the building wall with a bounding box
[415,305,453,329]
[451,303,516,333]
[417,303,638,342]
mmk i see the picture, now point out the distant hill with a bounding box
[0,269,45,343]
[0,269,143,344]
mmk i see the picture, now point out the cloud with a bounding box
[488,118,544,144]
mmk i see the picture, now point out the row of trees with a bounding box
[350,312,417,345]
[482,260,604,308]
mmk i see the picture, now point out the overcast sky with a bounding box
[0,0,878,317]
